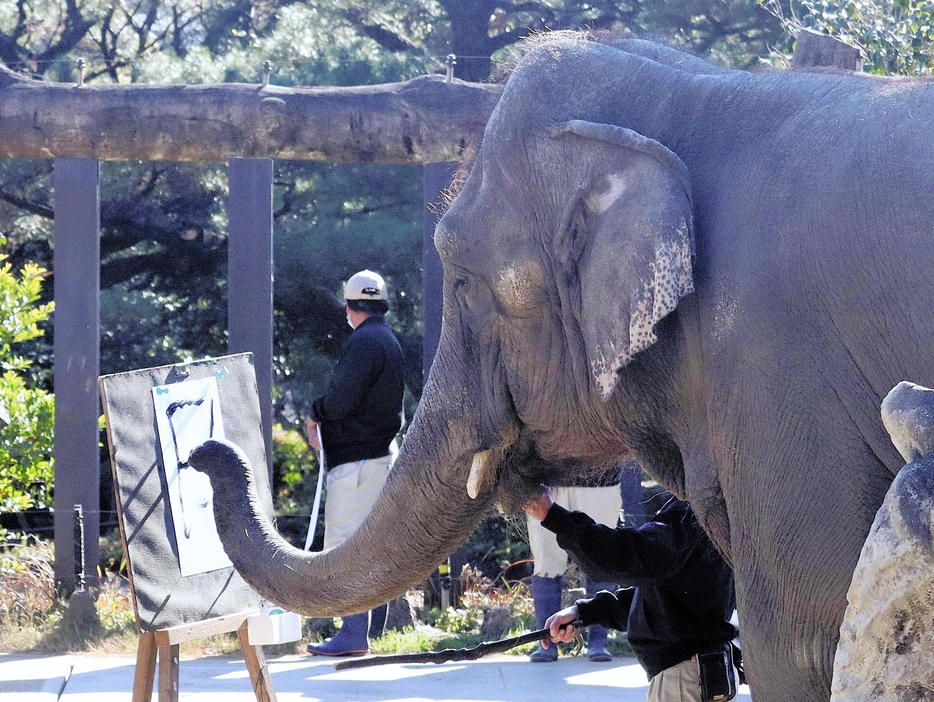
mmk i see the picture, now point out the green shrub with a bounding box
[0,535,60,635]
[271,423,319,512]
[0,243,55,525]
[760,0,934,75]
[371,625,464,654]
[1,536,143,653]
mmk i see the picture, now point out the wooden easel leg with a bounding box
[157,643,180,702]
[237,622,277,702]
[132,631,157,702]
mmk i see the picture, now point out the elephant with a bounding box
[189,34,934,701]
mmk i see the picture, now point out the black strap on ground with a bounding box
[333,624,580,671]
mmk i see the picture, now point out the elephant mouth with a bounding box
[484,430,624,511]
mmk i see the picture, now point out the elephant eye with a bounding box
[452,275,477,311]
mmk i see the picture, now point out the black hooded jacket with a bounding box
[541,497,737,679]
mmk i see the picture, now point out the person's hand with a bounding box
[305,417,321,451]
[522,491,554,521]
[543,604,580,647]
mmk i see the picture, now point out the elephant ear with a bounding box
[552,120,695,400]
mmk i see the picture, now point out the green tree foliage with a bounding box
[0,242,54,514]
[760,0,934,74]
[335,0,782,77]
[272,160,425,407]
[0,2,431,392]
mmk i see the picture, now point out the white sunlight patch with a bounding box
[565,661,649,688]
[315,663,468,682]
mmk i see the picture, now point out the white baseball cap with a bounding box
[343,269,388,301]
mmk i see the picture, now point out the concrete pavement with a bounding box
[1,650,753,701]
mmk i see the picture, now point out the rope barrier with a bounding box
[1,507,328,520]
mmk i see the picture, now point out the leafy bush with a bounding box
[0,536,60,635]
[268,424,326,549]
[271,423,319,513]
[760,0,934,75]
[0,536,219,654]
[457,512,532,584]
[0,243,55,523]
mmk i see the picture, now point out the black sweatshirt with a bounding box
[309,315,404,469]
[541,497,737,679]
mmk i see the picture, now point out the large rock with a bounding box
[480,605,518,640]
[880,381,934,463]
[831,382,934,701]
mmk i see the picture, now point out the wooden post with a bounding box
[421,162,458,377]
[793,29,863,71]
[132,631,157,702]
[228,158,275,478]
[157,643,180,701]
[53,158,101,589]
[237,621,276,702]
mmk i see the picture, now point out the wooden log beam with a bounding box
[0,67,502,163]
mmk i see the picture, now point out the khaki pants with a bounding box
[526,485,622,578]
[322,451,394,551]
[647,655,703,702]
[648,654,739,702]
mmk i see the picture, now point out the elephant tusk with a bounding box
[467,450,494,499]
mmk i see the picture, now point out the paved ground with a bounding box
[2,650,753,701]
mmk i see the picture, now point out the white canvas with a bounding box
[152,375,232,577]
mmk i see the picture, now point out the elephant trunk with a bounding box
[189,417,493,617]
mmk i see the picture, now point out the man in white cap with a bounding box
[304,269,405,656]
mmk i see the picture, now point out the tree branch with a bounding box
[487,26,540,53]
[0,189,52,219]
[0,0,28,68]
[0,70,502,164]
[337,5,417,54]
[32,0,95,70]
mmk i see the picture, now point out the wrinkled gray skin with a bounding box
[190,37,934,701]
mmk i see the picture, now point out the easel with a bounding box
[99,355,280,702]
[132,611,275,702]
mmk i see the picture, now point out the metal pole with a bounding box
[73,505,86,590]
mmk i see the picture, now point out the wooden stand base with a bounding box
[132,610,276,702]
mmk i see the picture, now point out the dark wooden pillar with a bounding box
[227,158,274,475]
[53,158,101,589]
[422,162,467,604]
[793,29,863,71]
[422,163,458,377]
